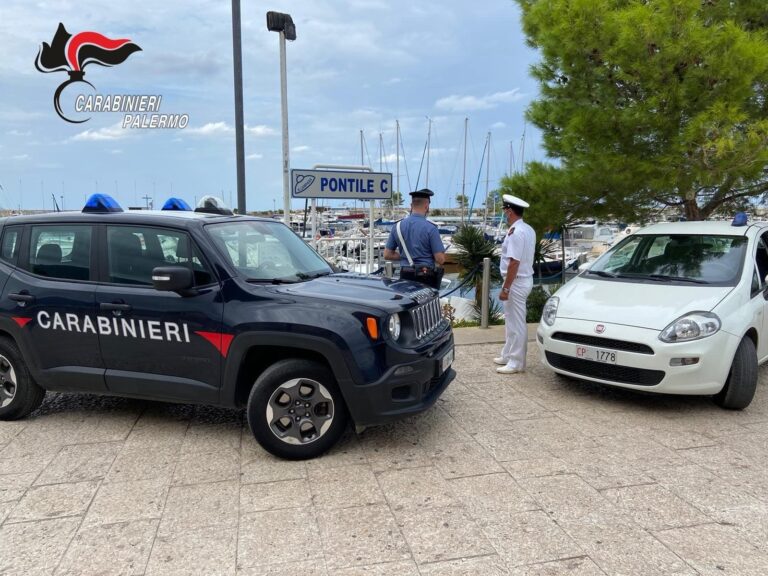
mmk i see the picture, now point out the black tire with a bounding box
[714,337,757,410]
[246,359,348,460]
[0,337,45,420]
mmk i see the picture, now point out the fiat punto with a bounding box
[537,218,768,409]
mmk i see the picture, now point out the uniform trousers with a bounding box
[500,275,533,370]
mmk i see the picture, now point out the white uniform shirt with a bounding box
[500,219,535,278]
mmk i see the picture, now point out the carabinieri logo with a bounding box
[34,23,141,123]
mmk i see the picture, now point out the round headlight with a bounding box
[542,297,559,326]
[659,312,720,343]
[387,313,401,340]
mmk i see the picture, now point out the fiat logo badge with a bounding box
[595,324,605,334]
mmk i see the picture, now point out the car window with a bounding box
[589,233,748,285]
[0,226,21,264]
[107,226,214,286]
[751,266,761,298]
[206,220,331,281]
[26,225,92,281]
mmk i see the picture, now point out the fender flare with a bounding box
[220,331,356,407]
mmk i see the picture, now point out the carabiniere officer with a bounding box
[384,188,446,288]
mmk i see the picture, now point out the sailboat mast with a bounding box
[484,131,491,224]
[396,120,400,217]
[358,129,364,213]
[426,117,431,189]
[461,117,468,224]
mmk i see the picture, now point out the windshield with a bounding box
[587,234,748,285]
[205,220,332,282]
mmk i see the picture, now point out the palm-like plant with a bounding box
[451,225,502,316]
[534,236,561,279]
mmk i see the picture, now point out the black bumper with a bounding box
[342,332,455,427]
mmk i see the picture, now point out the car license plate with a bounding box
[575,345,617,364]
[439,347,454,374]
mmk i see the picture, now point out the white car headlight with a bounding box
[659,312,721,343]
[542,297,559,326]
[387,313,401,340]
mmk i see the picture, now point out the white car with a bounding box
[537,218,767,409]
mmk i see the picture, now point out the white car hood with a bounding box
[555,277,734,330]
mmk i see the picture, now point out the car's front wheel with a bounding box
[714,337,757,410]
[0,337,46,420]
[246,359,348,459]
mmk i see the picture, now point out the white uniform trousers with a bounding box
[500,276,533,370]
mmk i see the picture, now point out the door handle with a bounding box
[8,292,35,305]
[99,302,132,312]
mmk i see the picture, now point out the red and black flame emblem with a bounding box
[35,23,141,123]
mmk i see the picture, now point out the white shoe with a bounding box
[493,357,508,365]
[497,365,524,374]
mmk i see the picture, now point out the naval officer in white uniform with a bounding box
[495,194,536,374]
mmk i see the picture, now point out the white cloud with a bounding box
[186,122,230,136]
[110,149,123,154]
[7,129,31,136]
[186,122,277,137]
[71,123,129,142]
[246,125,277,137]
[246,153,263,160]
[12,154,29,160]
[491,121,507,129]
[435,89,524,112]
[292,145,310,153]
[385,77,402,85]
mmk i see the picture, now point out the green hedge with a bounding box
[526,286,551,323]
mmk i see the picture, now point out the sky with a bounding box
[0,0,543,212]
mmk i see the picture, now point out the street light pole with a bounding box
[232,0,246,214]
[279,30,290,226]
[267,11,296,227]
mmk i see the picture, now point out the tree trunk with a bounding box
[683,198,701,221]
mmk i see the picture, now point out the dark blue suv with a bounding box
[0,195,454,459]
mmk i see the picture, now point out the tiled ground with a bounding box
[2,343,768,575]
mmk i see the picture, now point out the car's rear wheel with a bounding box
[246,359,348,459]
[714,337,757,410]
[0,337,45,420]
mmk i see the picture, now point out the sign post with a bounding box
[293,166,392,273]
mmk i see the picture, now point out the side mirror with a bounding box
[152,266,194,295]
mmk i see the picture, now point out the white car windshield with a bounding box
[587,234,748,285]
[205,220,332,283]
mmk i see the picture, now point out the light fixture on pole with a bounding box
[266,11,296,226]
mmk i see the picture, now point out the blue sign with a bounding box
[291,169,392,200]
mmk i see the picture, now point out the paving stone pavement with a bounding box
[2,342,768,575]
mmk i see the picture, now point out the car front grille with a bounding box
[411,297,445,340]
[545,351,665,386]
[552,332,654,355]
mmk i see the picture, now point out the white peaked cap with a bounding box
[502,194,530,208]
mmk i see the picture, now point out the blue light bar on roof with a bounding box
[82,194,123,213]
[161,197,192,211]
[732,212,748,227]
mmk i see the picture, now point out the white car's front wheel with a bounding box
[714,337,757,410]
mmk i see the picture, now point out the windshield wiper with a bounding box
[245,277,299,284]
[646,274,709,284]
[587,270,618,278]
[295,271,332,280]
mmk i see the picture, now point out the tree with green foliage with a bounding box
[511,0,768,221]
[384,191,404,217]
